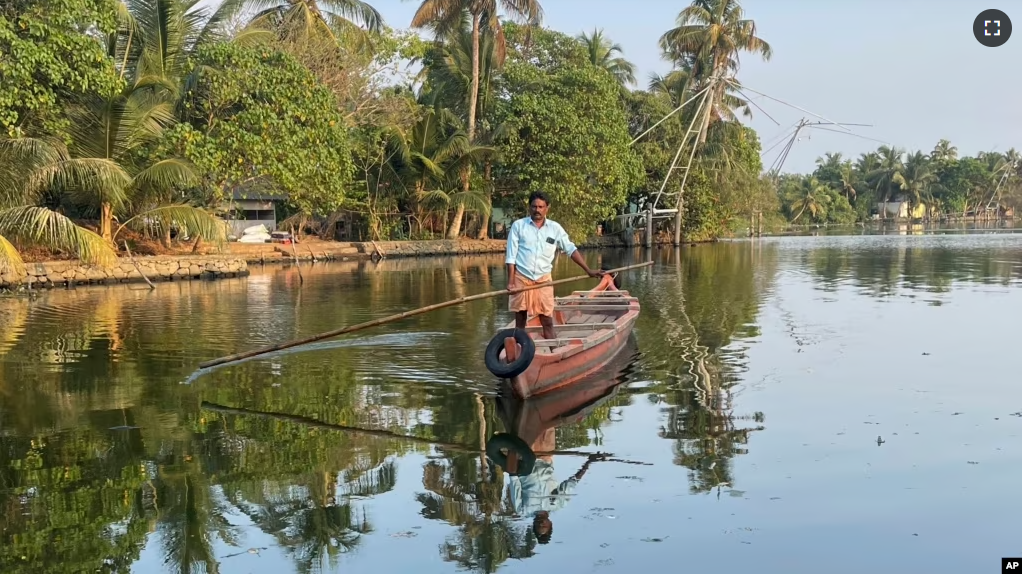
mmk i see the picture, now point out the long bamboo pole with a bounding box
[197,260,654,369]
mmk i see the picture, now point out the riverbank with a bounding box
[2,234,686,291]
[1,255,250,290]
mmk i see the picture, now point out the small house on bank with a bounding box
[218,189,287,238]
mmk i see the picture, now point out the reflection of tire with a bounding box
[485,432,537,476]
[484,328,535,379]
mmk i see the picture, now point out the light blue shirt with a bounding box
[508,460,578,515]
[504,217,578,281]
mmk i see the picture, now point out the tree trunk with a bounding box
[791,202,807,224]
[445,13,483,240]
[467,13,481,145]
[476,163,492,240]
[696,59,722,145]
[100,202,113,243]
[446,166,469,239]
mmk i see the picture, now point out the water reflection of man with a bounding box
[506,428,602,545]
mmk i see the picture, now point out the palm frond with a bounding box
[323,0,383,32]
[416,188,491,215]
[230,26,275,46]
[113,204,228,245]
[0,207,118,267]
[196,0,250,45]
[29,158,133,210]
[0,233,25,276]
[0,137,69,207]
[410,0,462,30]
[410,153,446,180]
[133,158,198,196]
[448,189,492,215]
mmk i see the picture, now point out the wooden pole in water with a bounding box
[645,209,653,249]
[197,261,654,369]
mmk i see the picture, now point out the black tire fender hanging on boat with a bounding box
[483,328,535,379]
[485,432,537,476]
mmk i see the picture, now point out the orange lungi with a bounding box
[508,272,555,317]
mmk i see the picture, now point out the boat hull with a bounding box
[495,273,640,399]
[508,318,635,398]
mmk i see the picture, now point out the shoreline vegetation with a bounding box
[2,0,1020,281]
[5,218,1018,292]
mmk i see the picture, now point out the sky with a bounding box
[202,0,1022,174]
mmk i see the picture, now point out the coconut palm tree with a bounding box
[245,0,382,46]
[788,176,827,223]
[418,25,507,238]
[111,0,255,98]
[659,0,771,144]
[893,150,936,216]
[387,93,485,236]
[0,88,227,273]
[867,145,906,217]
[410,0,543,238]
[930,138,958,163]
[838,159,857,201]
[647,65,750,122]
[576,27,636,87]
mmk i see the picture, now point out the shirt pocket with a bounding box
[541,235,558,258]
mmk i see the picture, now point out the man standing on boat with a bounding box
[505,191,604,340]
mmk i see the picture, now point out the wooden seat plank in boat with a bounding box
[489,273,641,399]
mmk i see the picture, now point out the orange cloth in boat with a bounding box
[508,272,555,317]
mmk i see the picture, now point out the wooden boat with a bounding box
[483,272,640,399]
[498,336,637,438]
[486,340,637,476]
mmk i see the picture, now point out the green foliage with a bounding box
[0,0,121,137]
[168,42,354,216]
[495,24,643,238]
[792,144,1022,224]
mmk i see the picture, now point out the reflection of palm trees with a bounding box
[417,456,535,574]
[439,519,536,573]
[154,468,238,574]
[642,247,768,493]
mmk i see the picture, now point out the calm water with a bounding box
[1,234,1020,574]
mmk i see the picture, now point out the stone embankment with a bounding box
[2,237,642,290]
[1,256,248,290]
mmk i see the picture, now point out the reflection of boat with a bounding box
[484,273,640,399]
[490,337,638,462]
[484,341,637,525]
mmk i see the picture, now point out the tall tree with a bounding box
[495,24,643,238]
[893,150,936,215]
[410,0,544,238]
[576,27,636,86]
[659,0,771,144]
